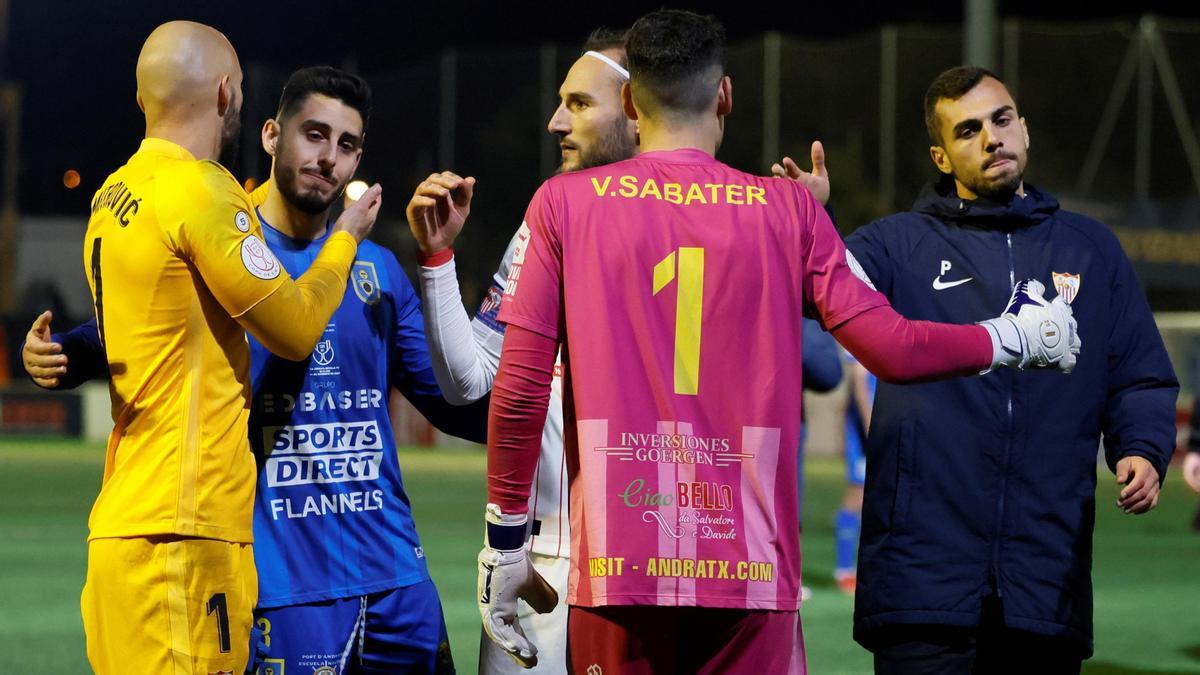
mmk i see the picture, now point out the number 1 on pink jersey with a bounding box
[653,246,705,395]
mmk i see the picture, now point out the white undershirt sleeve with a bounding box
[418,255,504,405]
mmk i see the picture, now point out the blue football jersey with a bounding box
[248,213,441,607]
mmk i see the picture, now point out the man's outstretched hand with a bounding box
[772,140,829,205]
[23,310,67,389]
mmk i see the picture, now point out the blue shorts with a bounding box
[251,579,454,675]
[845,421,867,487]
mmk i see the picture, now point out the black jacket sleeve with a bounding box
[1100,249,1179,480]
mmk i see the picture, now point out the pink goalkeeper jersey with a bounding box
[498,148,887,610]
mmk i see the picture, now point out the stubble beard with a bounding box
[559,116,636,174]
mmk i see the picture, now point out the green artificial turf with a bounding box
[1,438,1198,673]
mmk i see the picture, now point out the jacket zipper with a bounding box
[993,232,1016,598]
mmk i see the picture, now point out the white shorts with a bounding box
[479,552,570,674]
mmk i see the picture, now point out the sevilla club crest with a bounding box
[1051,272,1080,304]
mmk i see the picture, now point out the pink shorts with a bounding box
[566,605,806,674]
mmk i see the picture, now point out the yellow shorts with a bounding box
[81,536,257,675]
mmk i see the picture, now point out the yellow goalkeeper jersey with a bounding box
[83,138,286,543]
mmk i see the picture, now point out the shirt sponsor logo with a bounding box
[618,478,739,539]
[241,233,282,280]
[265,421,382,455]
[269,489,384,520]
[260,388,384,413]
[1052,271,1080,303]
[677,481,734,511]
[263,421,384,488]
[645,557,773,581]
[266,452,383,487]
[585,556,773,582]
[596,431,746,467]
[616,479,734,511]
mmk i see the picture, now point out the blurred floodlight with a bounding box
[346,180,369,202]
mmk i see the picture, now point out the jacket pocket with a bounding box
[890,419,917,530]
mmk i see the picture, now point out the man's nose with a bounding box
[982,124,1002,152]
[547,103,570,136]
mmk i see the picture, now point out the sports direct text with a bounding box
[262,421,384,488]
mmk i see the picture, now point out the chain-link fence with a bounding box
[226,16,1200,307]
[6,16,1200,384]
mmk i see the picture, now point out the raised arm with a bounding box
[173,172,381,361]
[406,171,502,404]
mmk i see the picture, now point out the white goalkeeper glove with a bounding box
[478,504,559,669]
[978,279,1081,373]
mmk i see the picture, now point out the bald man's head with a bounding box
[136,21,243,164]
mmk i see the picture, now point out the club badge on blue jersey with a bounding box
[353,260,381,304]
[1052,272,1080,304]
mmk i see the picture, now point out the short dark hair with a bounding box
[626,10,726,119]
[276,65,372,133]
[924,66,1003,145]
[582,27,629,68]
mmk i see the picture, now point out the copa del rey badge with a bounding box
[1052,272,1080,304]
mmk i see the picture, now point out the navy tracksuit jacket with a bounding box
[844,181,1178,656]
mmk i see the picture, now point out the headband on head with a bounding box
[584,50,630,80]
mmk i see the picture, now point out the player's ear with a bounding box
[621,82,638,122]
[261,119,280,157]
[716,76,733,117]
[929,144,953,175]
[1020,117,1030,149]
[136,91,145,114]
[217,75,232,116]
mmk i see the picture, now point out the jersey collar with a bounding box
[634,148,719,164]
[256,207,332,251]
[137,137,197,161]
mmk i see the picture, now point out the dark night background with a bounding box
[5,0,1200,320]
[9,0,1197,215]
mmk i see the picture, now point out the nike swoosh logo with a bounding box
[932,275,974,290]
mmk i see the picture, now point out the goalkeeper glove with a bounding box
[478,504,559,669]
[979,279,1081,373]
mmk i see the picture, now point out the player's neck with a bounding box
[259,183,329,241]
[636,118,720,156]
[143,121,219,162]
